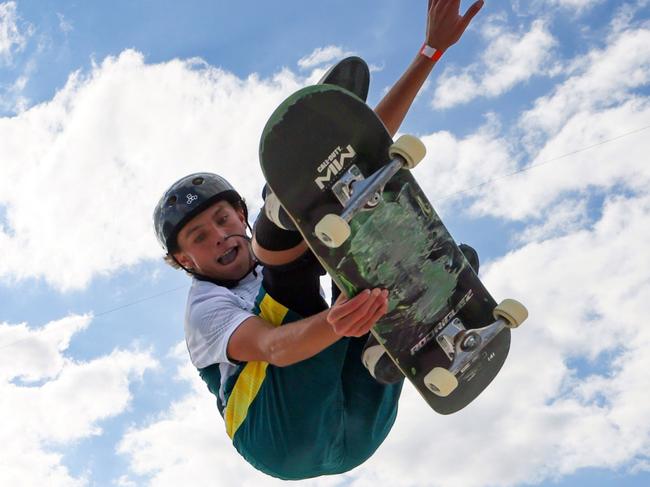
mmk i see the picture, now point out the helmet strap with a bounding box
[171,232,259,289]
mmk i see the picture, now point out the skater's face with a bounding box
[173,200,252,281]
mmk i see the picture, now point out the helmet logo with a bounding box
[186,193,198,205]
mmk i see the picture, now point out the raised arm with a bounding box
[375,0,485,136]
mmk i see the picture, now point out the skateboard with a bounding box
[317,56,370,102]
[259,84,528,414]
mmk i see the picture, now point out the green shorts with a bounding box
[205,252,403,480]
[233,332,402,480]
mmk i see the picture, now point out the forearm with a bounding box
[374,53,436,137]
[264,310,341,367]
[229,289,387,366]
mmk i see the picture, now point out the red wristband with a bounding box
[420,43,444,62]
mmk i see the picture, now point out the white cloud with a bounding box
[117,344,288,487]
[0,314,89,382]
[432,18,558,109]
[0,72,30,112]
[0,1,28,65]
[0,50,307,291]
[298,45,355,69]
[57,12,73,35]
[472,26,650,221]
[412,113,517,209]
[515,198,589,243]
[513,0,607,16]
[520,26,650,144]
[0,315,158,485]
[535,0,605,12]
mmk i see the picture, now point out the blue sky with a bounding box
[1,1,650,486]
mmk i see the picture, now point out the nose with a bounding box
[213,226,228,246]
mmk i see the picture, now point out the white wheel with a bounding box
[389,134,426,169]
[315,214,351,248]
[362,344,384,380]
[424,367,458,397]
[493,299,528,328]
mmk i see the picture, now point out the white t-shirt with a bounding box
[184,266,263,369]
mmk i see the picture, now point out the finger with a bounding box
[339,290,385,329]
[333,293,384,336]
[332,289,352,308]
[460,0,484,31]
[347,293,388,335]
[441,0,461,16]
[329,288,388,333]
[329,289,371,321]
[349,298,389,336]
[371,293,389,320]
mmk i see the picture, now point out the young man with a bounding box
[153,1,484,479]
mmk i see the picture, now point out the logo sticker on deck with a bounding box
[314,145,356,190]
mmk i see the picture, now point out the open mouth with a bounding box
[217,245,239,266]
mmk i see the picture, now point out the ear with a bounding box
[236,206,246,224]
[173,251,194,270]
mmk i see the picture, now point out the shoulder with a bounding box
[187,278,234,304]
[185,277,258,330]
[187,279,237,313]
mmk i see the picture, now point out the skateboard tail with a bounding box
[259,85,367,182]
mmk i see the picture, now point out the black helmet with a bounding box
[153,172,247,253]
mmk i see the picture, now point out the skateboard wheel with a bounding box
[493,299,528,328]
[389,135,426,169]
[424,367,459,397]
[315,214,351,248]
[362,344,384,377]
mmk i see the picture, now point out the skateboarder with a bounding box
[153,0,484,480]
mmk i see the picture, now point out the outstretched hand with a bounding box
[327,289,389,337]
[426,0,485,51]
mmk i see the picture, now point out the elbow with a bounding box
[266,347,296,368]
[263,338,295,367]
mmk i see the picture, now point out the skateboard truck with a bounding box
[331,165,381,209]
[315,135,426,248]
[424,299,528,397]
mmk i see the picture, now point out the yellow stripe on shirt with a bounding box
[259,291,291,327]
[224,292,289,438]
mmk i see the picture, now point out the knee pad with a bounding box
[253,209,303,251]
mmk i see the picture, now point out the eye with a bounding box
[194,233,207,244]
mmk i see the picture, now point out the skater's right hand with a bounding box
[426,0,484,52]
[327,289,389,337]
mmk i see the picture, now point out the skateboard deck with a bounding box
[259,84,526,414]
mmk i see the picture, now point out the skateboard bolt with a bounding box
[461,333,480,351]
